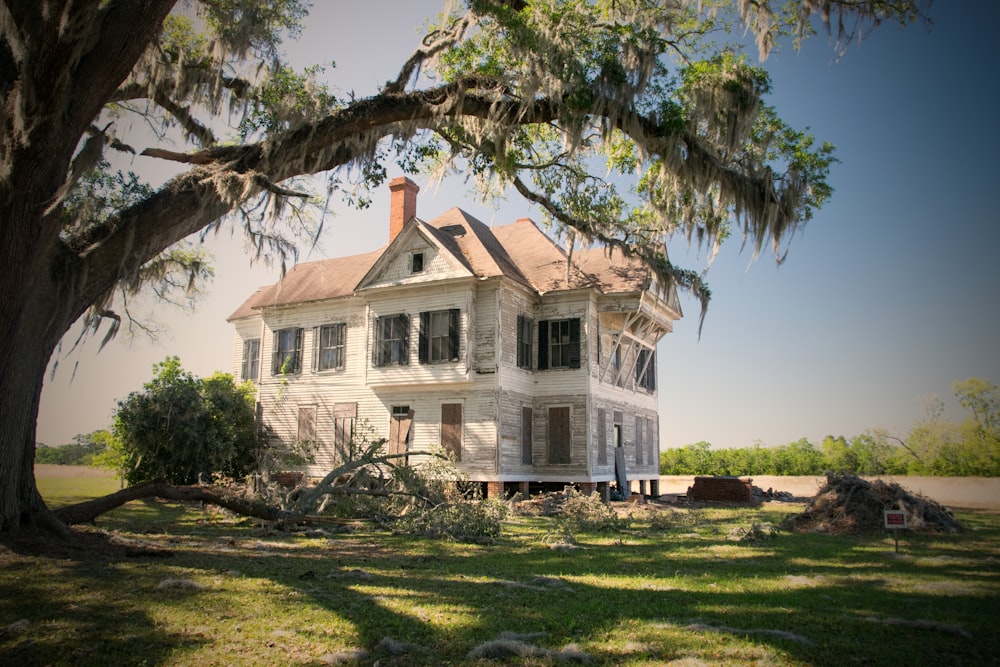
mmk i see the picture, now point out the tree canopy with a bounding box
[108,357,260,486]
[0,0,928,531]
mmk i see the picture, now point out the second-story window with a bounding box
[636,347,656,391]
[317,323,346,371]
[411,252,424,274]
[418,309,460,363]
[241,338,260,381]
[374,314,409,366]
[537,318,580,370]
[272,328,303,374]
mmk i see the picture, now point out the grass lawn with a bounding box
[2,471,998,666]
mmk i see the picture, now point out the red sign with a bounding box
[884,510,907,529]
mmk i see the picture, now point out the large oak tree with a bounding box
[0,0,926,532]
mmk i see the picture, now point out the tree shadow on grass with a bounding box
[3,502,997,666]
[0,530,205,666]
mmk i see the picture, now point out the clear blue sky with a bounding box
[37,1,999,450]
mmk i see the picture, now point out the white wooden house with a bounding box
[228,177,682,497]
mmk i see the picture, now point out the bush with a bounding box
[111,357,261,485]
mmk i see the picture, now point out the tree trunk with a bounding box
[0,296,63,532]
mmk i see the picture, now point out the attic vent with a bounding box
[440,224,466,237]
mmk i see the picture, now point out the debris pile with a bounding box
[782,473,963,535]
[752,486,797,502]
[687,476,753,504]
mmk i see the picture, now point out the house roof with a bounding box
[228,209,668,320]
[227,248,383,319]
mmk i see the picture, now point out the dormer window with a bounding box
[410,252,424,274]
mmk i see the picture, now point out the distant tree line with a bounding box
[34,431,112,466]
[661,378,1000,477]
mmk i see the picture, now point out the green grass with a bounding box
[2,474,998,666]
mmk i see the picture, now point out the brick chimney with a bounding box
[388,176,419,242]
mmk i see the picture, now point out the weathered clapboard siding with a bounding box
[473,281,498,373]
[590,387,660,480]
[364,282,474,387]
[360,232,470,289]
[497,389,533,475]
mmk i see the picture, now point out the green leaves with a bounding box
[112,357,261,485]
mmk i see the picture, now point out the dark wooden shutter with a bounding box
[635,416,644,465]
[647,417,656,466]
[597,408,607,466]
[418,311,429,363]
[537,320,549,370]
[519,315,533,369]
[448,308,460,360]
[294,328,304,373]
[649,350,656,390]
[441,403,462,462]
[568,318,581,368]
[547,406,571,464]
[521,406,533,464]
[272,331,281,374]
[399,314,410,365]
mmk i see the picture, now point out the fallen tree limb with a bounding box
[53,480,294,526]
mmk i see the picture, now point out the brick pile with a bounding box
[687,476,753,503]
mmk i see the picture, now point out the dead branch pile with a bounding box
[782,474,963,535]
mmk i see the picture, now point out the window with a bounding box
[241,338,260,381]
[374,314,409,366]
[547,406,571,464]
[411,252,424,273]
[537,318,580,370]
[317,323,345,371]
[636,348,656,391]
[272,328,303,374]
[418,309,459,363]
[516,315,532,369]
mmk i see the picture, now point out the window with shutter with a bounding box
[241,338,260,381]
[419,309,460,363]
[375,314,409,366]
[636,348,656,391]
[317,323,346,371]
[273,328,303,374]
[539,318,581,369]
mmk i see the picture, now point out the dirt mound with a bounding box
[782,473,964,535]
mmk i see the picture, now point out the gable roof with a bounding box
[228,209,670,320]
